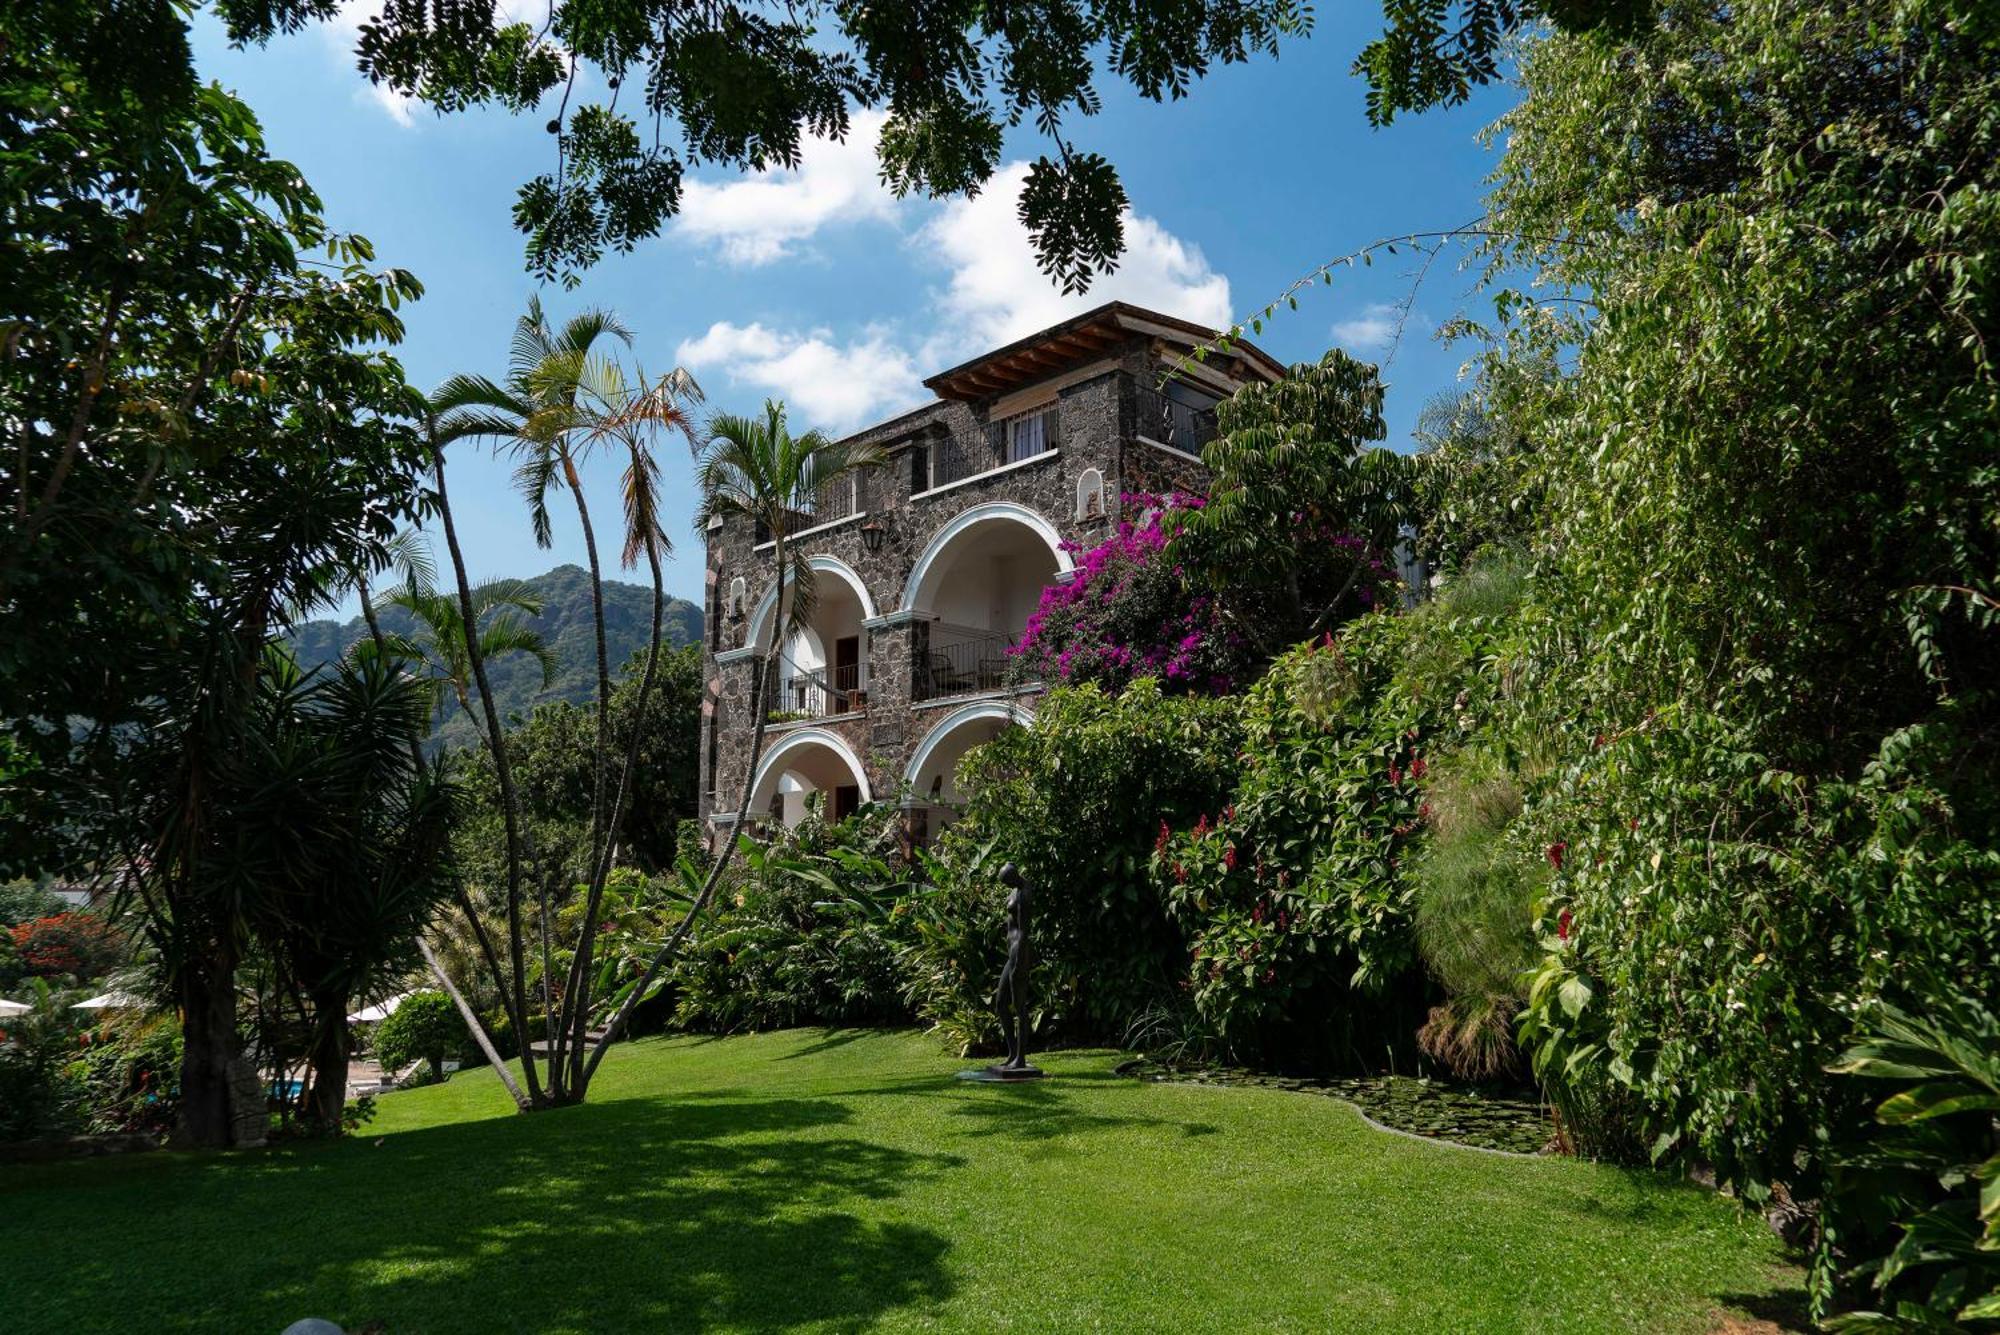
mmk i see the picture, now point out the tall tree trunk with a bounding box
[536,458,612,1096]
[303,987,350,1129]
[586,545,785,1082]
[564,527,668,1098]
[566,458,614,889]
[431,439,543,1106]
[174,932,244,1149]
[419,937,528,1109]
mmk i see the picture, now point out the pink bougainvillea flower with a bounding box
[1547,842,1567,870]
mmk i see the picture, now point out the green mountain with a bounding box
[289,564,704,751]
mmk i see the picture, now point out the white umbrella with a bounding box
[72,990,142,1011]
[0,998,29,1016]
[346,990,414,1024]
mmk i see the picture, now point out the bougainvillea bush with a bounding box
[1009,495,1247,694]
[1010,490,1401,698]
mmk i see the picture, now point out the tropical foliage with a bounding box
[372,991,468,1084]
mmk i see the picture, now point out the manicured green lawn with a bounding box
[2,1029,1801,1333]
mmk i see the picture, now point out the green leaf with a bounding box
[1558,975,1592,1019]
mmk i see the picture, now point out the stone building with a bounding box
[698,301,1282,842]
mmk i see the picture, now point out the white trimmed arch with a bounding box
[746,555,877,650]
[905,700,1035,804]
[748,727,873,817]
[899,501,1072,613]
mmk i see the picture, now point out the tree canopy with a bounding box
[210,0,1654,288]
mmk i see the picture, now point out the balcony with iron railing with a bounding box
[923,404,1060,493]
[755,473,862,544]
[1133,385,1218,456]
[912,622,1032,703]
[766,659,866,722]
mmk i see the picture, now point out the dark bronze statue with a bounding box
[957,861,1046,1082]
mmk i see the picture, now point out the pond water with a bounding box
[1121,1062,1553,1155]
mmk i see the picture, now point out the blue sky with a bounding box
[190,7,1513,614]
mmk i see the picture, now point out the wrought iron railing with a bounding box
[1134,385,1218,454]
[912,622,1019,702]
[768,659,865,720]
[924,405,1059,492]
[754,473,861,542]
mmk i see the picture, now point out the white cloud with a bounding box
[674,110,898,265]
[676,321,925,434]
[918,161,1233,360]
[672,155,1235,436]
[1330,302,1408,355]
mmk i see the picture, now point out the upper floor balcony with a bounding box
[1133,384,1219,457]
[920,404,1060,494]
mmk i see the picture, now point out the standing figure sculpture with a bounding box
[959,861,1046,1082]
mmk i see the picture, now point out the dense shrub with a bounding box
[1471,11,2000,1316]
[0,983,86,1141]
[917,680,1241,1050]
[0,881,65,929]
[66,1014,181,1136]
[373,991,465,1082]
[1150,558,1533,1068]
[670,805,913,1034]
[9,912,122,984]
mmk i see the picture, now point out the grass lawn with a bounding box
[0,1029,1802,1333]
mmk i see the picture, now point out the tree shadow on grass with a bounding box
[774,1028,876,1060]
[943,1082,1221,1143]
[3,1093,959,1334]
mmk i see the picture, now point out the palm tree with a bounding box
[589,398,882,1075]
[429,298,633,879]
[379,577,558,733]
[423,301,704,1105]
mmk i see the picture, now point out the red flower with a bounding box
[1155,821,1171,855]
[1172,862,1187,884]
[1418,802,1432,820]
[1223,844,1238,872]
[1557,909,1573,942]
[1410,756,1427,779]
[1251,902,1263,924]
[1546,841,1567,870]
[1629,817,1640,833]
[1389,764,1404,786]
[1261,968,1276,985]
[1224,804,1236,823]
[1194,813,1210,837]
